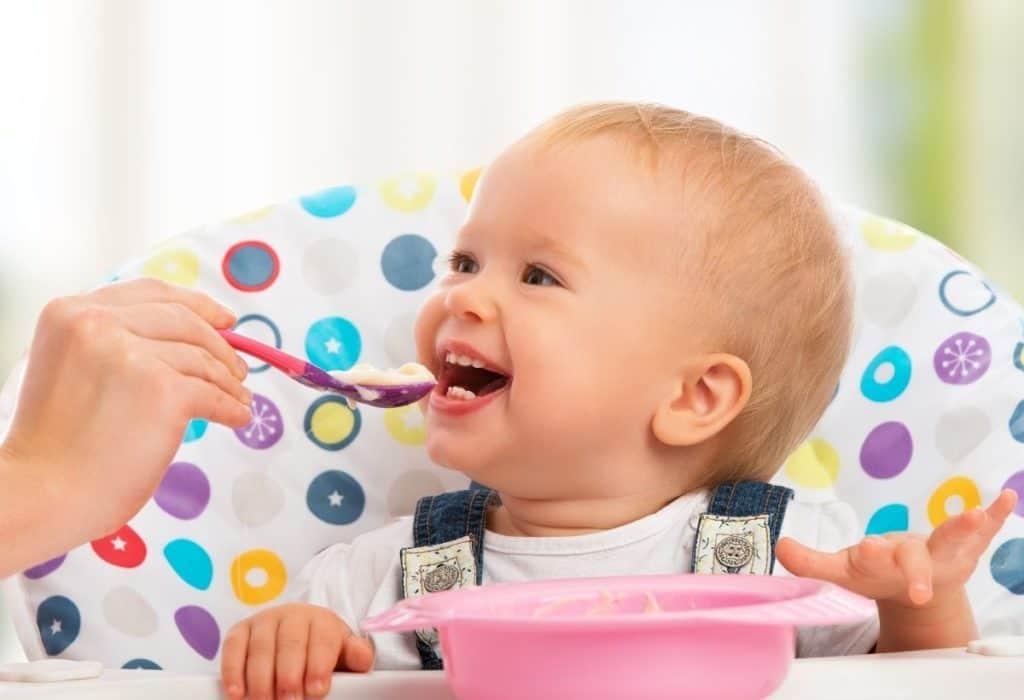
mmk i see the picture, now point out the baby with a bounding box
[220,102,1016,699]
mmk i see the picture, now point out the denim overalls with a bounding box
[398,481,793,670]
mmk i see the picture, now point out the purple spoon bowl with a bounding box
[220,329,435,408]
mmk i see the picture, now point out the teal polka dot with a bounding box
[305,317,362,371]
[865,503,909,535]
[381,234,437,291]
[300,186,357,218]
[182,419,208,443]
[163,539,214,591]
[860,346,912,402]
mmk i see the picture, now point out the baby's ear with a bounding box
[651,354,752,447]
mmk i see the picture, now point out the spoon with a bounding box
[219,329,435,408]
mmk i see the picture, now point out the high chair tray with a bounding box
[0,648,1020,699]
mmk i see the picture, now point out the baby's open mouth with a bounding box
[437,352,511,401]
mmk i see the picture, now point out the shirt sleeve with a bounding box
[777,497,880,657]
[293,542,363,631]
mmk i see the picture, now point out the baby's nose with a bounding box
[445,279,498,323]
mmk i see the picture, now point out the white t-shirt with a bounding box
[297,489,879,669]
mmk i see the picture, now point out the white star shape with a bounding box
[111,536,127,551]
[396,179,420,199]
[327,490,344,507]
[324,338,341,354]
[49,619,62,635]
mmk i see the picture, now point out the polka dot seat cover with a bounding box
[2,171,1022,671]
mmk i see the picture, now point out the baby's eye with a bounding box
[522,265,560,287]
[448,252,479,274]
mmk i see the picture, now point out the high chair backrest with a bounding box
[2,171,1022,670]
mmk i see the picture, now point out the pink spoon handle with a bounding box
[219,329,307,378]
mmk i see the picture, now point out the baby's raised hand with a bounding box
[221,603,374,700]
[776,489,1017,608]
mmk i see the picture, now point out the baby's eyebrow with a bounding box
[523,228,587,271]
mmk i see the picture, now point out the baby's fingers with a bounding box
[304,613,346,697]
[221,621,250,699]
[894,538,933,605]
[775,537,851,586]
[275,615,311,700]
[983,489,1019,537]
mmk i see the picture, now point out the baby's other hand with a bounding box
[221,602,374,700]
[776,489,1017,608]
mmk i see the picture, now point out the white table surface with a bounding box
[1,648,1021,699]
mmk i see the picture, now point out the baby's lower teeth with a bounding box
[446,386,477,400]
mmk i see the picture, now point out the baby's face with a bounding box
[415,136,703,499]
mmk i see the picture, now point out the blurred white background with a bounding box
[1,0,1022,664]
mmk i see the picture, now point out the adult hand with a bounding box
[0,279,252,577]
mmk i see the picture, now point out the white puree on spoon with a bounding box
[328,363,435,404]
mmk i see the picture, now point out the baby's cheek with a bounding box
[413,295,445,363]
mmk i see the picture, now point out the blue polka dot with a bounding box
[1009,402,1024,443]
[306,470,365,525]
[37,595,81,656]
[305,317,361,371]
[122,658,162,670]
[300,186,357,218]
[182,419,208,443]
[163,539,214,591]
[991,538,1024,594]
[939,270,996,317]
[865,503,909,535]
[381,234,437,291]
[860,346,912,402]
[223,241,279,291]
[233,314,282,374]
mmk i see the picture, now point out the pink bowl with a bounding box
[363,574,875,700]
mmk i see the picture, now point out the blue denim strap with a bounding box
[408,487,498,670]
[704,480,794,574]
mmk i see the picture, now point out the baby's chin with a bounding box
[423,430,494,482]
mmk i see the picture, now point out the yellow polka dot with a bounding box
[862,216,919,252]
[379,173,436,212]
[230,549,287,606]
[927,476,981,527]
[310,401,356,445]
[230,205,275,224]
[460,167,482,203]
[783,439,840,488]
[384,404,427,446]
[142,248,200,287]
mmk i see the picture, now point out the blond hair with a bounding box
[530,102,853,485]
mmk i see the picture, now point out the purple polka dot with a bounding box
[234,394,283,449]
[174,605,220,660]
[860,421,913,479]
[154,463,210,520]
[1004,471,1024,517]
[933,332,991,385]
[24,554,66,580]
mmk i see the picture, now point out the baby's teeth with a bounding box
[456,354,474,366]
[446,352,457,364]
[471,359,484,368]
[445,385,477,400]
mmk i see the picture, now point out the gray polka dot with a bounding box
[388,470,444,517]
[862,272,917,327]
[102,586,158,637]
[935,406,991,464]
[302,238,358,295]
[232,472,286,527]
[385,312,419,367]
